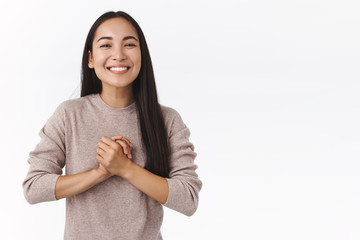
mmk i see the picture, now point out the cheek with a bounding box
[134,50,142,70]
[92,51,106,66]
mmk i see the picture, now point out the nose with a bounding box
[112,46,127,61]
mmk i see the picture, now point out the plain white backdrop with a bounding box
[1,0,359,239]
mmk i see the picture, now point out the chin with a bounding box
[112,82,134,89]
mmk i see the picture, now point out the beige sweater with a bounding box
[23,93,202,240]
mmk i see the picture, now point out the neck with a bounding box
[100,85,135,108]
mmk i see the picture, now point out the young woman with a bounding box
[23,11,202,239]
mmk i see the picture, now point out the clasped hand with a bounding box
[96,135,133,177]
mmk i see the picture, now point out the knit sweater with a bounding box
[23,93,202,240]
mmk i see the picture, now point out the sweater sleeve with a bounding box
[22,102,66,204]
[163,110,202,216]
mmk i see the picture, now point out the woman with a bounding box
[23,11,202,239]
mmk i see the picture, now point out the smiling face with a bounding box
[88,17,141,92]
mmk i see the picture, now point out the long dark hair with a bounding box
[80,11,170,178]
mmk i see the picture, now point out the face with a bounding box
[88,17,141,91]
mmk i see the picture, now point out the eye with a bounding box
[125,43,136,47]
[100,44,111,48]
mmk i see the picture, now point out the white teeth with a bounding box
[109,67,127,71]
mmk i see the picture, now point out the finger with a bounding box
[100,136,119,149]
[121,137,133,148]
[97,141,110,152]
[112,135,123,141]
[96,153,104,163]
[115,139,131,157]
[113,135,133,148]
[100,138,126,160]
[96,147,106,157]
[111,137,132,153]
[116,140,132,159]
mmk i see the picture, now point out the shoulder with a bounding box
[55,94,95,114]
[48,94,94,124]
[58,95,89,110]
[160,104,180,120]
[160,104,188,138]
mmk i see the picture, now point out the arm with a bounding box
[23,103,66,204]
[122,162,169,204]
[54,166,111,200]
[162,110,202,216]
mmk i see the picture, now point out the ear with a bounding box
[88,50,94,68]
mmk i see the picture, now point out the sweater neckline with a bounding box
[93,93,136,114]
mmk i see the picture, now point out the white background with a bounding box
[1,0,359,239]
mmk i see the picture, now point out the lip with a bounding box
[107,64,130,68]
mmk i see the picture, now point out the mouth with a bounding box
[107,66,130,74]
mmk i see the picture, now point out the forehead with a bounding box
[94,17,138,41]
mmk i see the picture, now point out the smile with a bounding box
[107,66,130,74]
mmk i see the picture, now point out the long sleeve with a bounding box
[23,103,66,204]
[163,110,202,216]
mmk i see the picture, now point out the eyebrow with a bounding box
[96,36,139,42]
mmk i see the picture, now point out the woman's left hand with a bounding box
[112,135,133,159]
[96,136,132,177]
